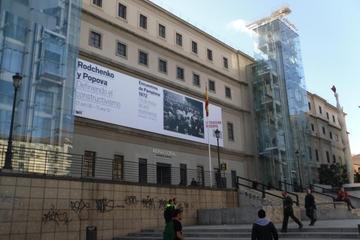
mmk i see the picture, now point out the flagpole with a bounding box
[207,116,212,187]
[205,84,212,188]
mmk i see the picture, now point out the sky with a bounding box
[150,0,360,155]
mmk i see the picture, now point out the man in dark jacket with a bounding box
[305,188,317,225]
[251,209,278,240]
[281,192,303,232]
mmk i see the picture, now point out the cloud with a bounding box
[227,19,255,37]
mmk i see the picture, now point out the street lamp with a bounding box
[4,73,23,170]
[214,129,221,188]
[295,150,303,192]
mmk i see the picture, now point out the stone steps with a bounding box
[114,226,359,240]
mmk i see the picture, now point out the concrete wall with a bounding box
[0,175,237,240]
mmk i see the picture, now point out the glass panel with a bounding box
[35,90,54,114]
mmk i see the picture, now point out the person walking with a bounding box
[336,187,355,211]
[251,209,278,240]
[163,208,184,240]
[281,191,303,232]
[305,188,317,226]
[173,209,184,240]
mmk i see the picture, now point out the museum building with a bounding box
[72,0,258,187]
[0,0,258,188]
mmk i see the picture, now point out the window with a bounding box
[2,46,23,73]
[319,106,322,114]
[116,41,127,58]
[207,49,213,61]
[138,50,148,66]
[35,90,53,114]
[326,151,330,163]
[308,102,311,110]
[32,116,52,143]
[227,122,234,141]
[159,24,166,38]
[139,158,147,183]
[311,123,315,132]
[225,86,232,99]
[4,12,28,42]
[192,73,200,87]
[326,112,329,119]
[322,126,326,135]
[192,41,198,54]
[308,147,312,160]
[315,149,319,162]
[176,67,184,80]
[158,59,167,73]
[156,162,171,185]
[42,34,64,77]
[83,151,96,177]
[139,14,147,29]
[208,80,215,92]
[332,115,336,123]
[330,131,333,139]
[223,57,228,69]
[92,0,102,7]
[231,170,237,188]
[118,3,127,19]
[89,31,101,49]
[180,164,187,186]
[176,33,182,46]
[113,154,124,180]
[333,154,336,163]
[196,165,204,186]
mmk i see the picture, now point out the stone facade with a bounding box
[307,92,348,181]
[0,175,237,240]
[72,0,258,184]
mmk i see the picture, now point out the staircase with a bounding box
[115,223,359,239]
[114,189,360,240]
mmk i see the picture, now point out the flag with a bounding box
[205,86,209,117]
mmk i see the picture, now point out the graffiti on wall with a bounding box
[42,205,71,225]
[42,195,189,223]
[124,195,189,210]
[95,198,125,212]
[70,199,89,216]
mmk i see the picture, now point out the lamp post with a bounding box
[4,73,23,170]
[214,129,221,188]
[295,150,303,192]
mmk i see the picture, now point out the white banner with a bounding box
[74,59,223,146]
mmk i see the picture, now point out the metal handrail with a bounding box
[237,176,299,206]
[278,180,306,193]
[237,182,284,201]
[309,184,339,208]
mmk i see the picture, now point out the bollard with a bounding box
[86,226,97,240]
[358,224,360,235]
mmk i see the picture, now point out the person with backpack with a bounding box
[163,208,184,240]
[281,191,303,232]
[251,209,278,240]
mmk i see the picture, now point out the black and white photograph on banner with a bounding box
[163,89,204,138]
